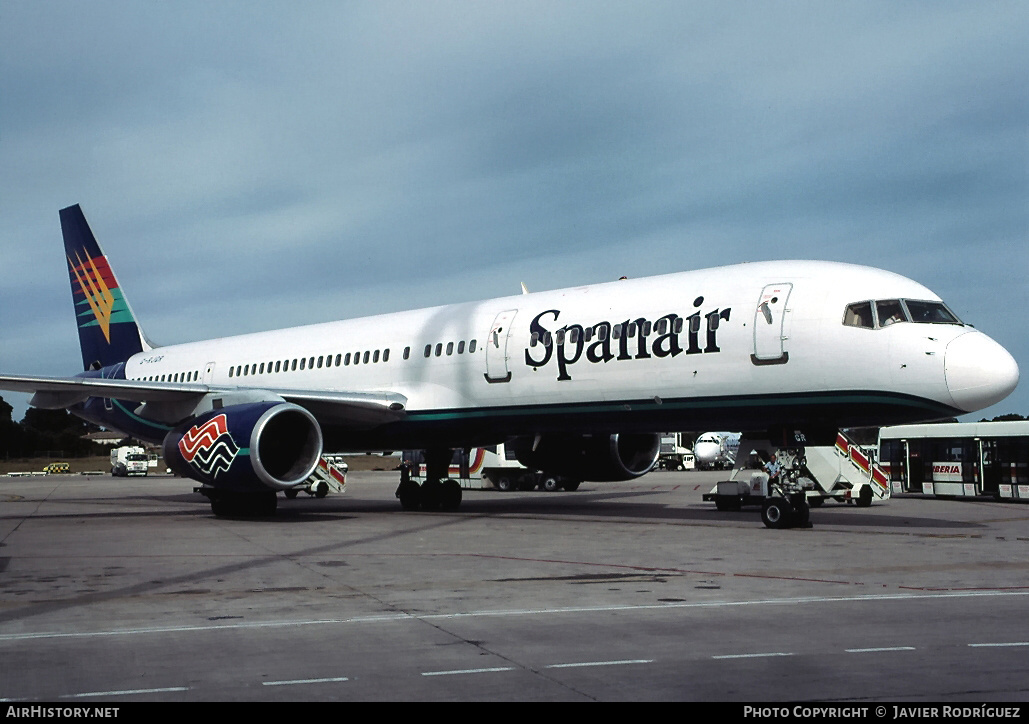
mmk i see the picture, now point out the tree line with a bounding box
[0,396,108,459]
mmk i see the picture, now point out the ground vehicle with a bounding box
[283,454,348,499]
[878,421,1029,499]
[657,433,695,471]
[110,446,149,476]
[704,431,890,527]
[403,445,581,491]
[43,462,70,475]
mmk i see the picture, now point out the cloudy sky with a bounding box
[1,1,1025,423]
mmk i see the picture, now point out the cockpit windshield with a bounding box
[843,299,962,329]
[904,300,962,325]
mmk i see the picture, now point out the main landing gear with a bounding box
[395,447,463,511]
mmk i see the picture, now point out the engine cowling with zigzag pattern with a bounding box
[163,402,323,492]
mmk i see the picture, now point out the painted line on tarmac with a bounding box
[968,641,1029,648]
[262,677,349,686]
[422,667,516,676]
[545,659,653,669]
[3,590,1028,643]
[845,646,916,653]
[712,652,793,659]
[59,686,189,698]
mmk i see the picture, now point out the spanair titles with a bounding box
[524,298,732,382]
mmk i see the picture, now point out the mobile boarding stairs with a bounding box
[704,431,890,525]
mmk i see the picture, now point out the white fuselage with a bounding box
[117,260,1018,447]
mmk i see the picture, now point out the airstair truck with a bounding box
[705,431,890,525]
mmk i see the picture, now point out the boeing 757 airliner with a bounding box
[0,206,1018,520]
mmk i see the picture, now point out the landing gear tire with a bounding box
[284,489,299,499]
[396,479,421,510]
[440,479,462,510]
[562,479,581,491]
[761,497,793,529]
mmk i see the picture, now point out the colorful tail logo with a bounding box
[178,415,240,479]
[68,249,116,343]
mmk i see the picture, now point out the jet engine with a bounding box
[163,402,323,492]
[511,433,660,482]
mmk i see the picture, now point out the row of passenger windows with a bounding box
[228,349,392,378]
[141,370,200,383]
[843,299,962,330]
[423,339,477,358]
[530,317,689,347]
[137,338,482,383]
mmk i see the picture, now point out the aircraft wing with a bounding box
[0,373,408,428]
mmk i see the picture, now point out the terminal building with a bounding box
[878,421,1029,500]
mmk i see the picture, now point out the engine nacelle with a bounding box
[163,402,323,492]
[511,433,660,482]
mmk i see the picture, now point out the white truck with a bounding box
[110,446,149,477]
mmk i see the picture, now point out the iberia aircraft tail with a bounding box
[60,204,153,371]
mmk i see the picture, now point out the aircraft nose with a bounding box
[945,331,1019,412]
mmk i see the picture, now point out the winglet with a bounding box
[60,205,153,371]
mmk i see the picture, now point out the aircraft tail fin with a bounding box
[60,205,153,371]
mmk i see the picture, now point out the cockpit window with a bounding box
[904,300,962,325]
[844,298,964,330]
[843,302,874,329]
[876,299,907,327]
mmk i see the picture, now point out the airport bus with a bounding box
[878,421,1029,499]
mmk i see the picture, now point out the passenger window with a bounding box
[457,341,465,354]
[383,349,390,362]
[469,340,477,353]
[403,346,410,360]
[345,353,351,365]
[843,302,874,329]
[876,300,907,327]
[353,352,360,365]
[446,342,454,356]
[530,332,539,347]
[363,351,370,364]
[435,343,442,357]
[335,354,341,366]
[300,358,305,370]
